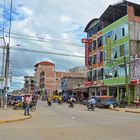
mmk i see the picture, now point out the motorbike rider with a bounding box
[69,97,75,108]
[87,96,96,110]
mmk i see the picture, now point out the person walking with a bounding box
[24,96,31,116]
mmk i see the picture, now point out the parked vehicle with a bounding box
[97,97,119,108]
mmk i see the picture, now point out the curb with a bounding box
[111,108,140,114]
[0,115,32,124]
[125,110,140,113]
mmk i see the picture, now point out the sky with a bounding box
[0,0,140,91]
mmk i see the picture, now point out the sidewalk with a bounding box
[0,108,31,124]
[112,107,140,113]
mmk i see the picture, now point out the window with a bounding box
[92,40,96,50]
[89,44,92,52]
[120,44,124,57]
[93,55,96,64]
[96,50,100,63]
[100,51,103,62]
[124,42,129,55]
[97,36,103,47]
[92,70,97,81]
[98,68,103,80]
[118,23,128,39]
[118,65,125,77]
[89,56,92,65]
[103,51,107,62]
[112,47,120,59]
[113,29,117,41]
[87,71,92,81]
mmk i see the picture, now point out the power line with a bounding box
[0,30,84,48]
[11,36,81,54]
[0,46,85,58]
[9,35,84,48]
[2,30,82,46]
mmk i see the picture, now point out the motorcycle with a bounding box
[69,102,74,108]
[87,103,95,111]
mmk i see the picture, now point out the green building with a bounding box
[84,1,140,104]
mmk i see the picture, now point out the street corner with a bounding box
[0,114,32,124]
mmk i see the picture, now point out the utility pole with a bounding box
[124,56,130,105]
[4,43,10,109]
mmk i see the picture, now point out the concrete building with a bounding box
[24,76,35,94]
[34,61,71,97]
[69,66,87,78]
[83,1,140,102]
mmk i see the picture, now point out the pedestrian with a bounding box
[24,96,31,116]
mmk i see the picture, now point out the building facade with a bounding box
[34,61,71,96]
[24,76,35,94]
[83,1,140,102]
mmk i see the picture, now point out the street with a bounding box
[0,100,140,140]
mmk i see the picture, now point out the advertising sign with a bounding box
[106,37,111,61]
[131,59,140,84]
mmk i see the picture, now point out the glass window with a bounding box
[120,44,124,57]
[96,50,100,63]
[100,51,103,62]
[92,70,97,81]
[89,56,92,65]
[92,40,96,50]
[93,55,96,64]
[97,36,103,47]
[124,42,129,55]
[118,23,128,39]
[98,68,103,80]
[112,46,120,59]
[118,64,125,77]
[113,29,118,41]
[87,71,92,81]
[103,51,106,62]
[89,44,92,52]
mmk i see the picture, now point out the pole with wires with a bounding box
[4,0,13,109]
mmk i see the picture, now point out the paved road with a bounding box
[0,100,140,140]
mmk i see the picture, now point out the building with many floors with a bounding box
[34,61,71,96]
[24,76,35,94]
[83,1,140,103]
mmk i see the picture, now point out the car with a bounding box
[97,97,120,108]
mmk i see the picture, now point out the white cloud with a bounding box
[62,33,68,39]
[60,15,71,22]
[1,0,140,90]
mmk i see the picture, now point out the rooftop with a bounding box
[34,61,55,67]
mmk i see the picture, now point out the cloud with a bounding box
[60,15,71,22]
[1,0,140,90]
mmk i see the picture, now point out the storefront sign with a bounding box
[131,59,140,84]
[106,37,111,61]
[82,38,92,43]
[85,43,89,67]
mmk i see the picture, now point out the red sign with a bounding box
[85,81,92,86]
[85,44,89,67]
[82,38,92,43]
[131,79,140,85]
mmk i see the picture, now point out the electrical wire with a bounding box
[0,29,84,48]
[0,46,84,58]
